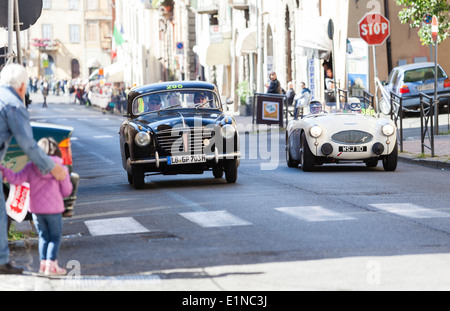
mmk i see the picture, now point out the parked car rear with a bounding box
[383,62,450,111]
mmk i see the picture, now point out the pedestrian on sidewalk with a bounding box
[0,137,72,276]
[0,63,68,275]
[265,72,282,94]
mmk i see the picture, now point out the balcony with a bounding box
[31,39,60,51]
[231,0,249,10]
[190,0,219,14]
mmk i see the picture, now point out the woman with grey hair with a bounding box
[0,63,67,274]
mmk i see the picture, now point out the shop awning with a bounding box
[295,17,332,60]
[235,27,257,56]
[89,61,124,82]
[194,39,231,67]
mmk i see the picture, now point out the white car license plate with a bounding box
[168,154,207,165]
[339,146,367,152]
[416,84,434,92]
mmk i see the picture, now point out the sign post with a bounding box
[358,13,390,112]
[432,16,439,134]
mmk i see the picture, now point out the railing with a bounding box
[389,92,404,152]
[419,93,435,157]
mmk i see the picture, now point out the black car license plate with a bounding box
[339,146,367,152]
[168,154,207,165]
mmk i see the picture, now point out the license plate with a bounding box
[167,154,207,165]
[416,84,434,92]
[339,146,367,152]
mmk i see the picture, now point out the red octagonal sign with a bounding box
[358,13,390,46]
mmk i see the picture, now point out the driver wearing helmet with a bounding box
[309,101,322,114]
[348,97,362,113]
[147,94,162,112]
[193,91,209,105]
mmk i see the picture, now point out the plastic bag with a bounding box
[5,182,30,223]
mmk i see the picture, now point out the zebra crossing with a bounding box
[83,203,450,237]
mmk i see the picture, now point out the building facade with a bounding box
[22,0,112,81]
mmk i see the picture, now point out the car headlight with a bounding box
[309,126,323,138]
[221,124,236,139]
[135,132,151,147]
[382,124,395,136]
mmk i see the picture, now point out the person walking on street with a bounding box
[0,63,67,275]
[0,138,72,275]
[42,79,49,108]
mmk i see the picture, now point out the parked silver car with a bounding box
[382,62,450,112]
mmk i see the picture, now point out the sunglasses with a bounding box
[149,101,160,105]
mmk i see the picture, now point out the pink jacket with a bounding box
[0,156,72,215]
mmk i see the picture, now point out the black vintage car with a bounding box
[119,81,241,189]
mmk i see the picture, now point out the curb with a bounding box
[398,154,449,170]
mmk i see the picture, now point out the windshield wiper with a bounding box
[161,104,182,110]
[194,99,214,110]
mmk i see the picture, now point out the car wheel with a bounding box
[212,165,224,179]
[383,144,398,171]
[224,159,238,183]
[131,166,145,189]
[300,132,315,172]
[286,133,299,168]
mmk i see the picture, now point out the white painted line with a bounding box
[369,203,450,219]
[275,206,356,222]
[180,210,252,228]
[93,135,114,139]
[85,217,149,236]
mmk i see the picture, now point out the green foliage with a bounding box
[396,0,450,45]
[236,80,251,105]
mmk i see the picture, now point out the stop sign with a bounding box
[358,13,390,46]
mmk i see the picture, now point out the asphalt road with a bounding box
[3,95,450,291]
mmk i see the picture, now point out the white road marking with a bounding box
[93,135,114,139]
[179,210,252,228]
[85,217,149,236]
[369,203,450,219]
[275,206,356,222]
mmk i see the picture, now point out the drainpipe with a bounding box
[384,0,393,72]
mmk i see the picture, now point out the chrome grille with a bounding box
[331,130,373,144]
[156,127,214,155]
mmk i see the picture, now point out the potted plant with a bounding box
[236,80,252,116]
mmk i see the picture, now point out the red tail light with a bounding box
[444,79,450,88]
[399,85,410,94]
[58,138,73,165]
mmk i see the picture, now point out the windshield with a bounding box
[132,90,220,116]
[304,99,376,117]
[403,66,447,83]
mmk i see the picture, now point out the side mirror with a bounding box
[226,98,234,105]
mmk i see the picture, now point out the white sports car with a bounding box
[286,99,398,171]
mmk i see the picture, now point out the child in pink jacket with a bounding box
[0,137,72,275]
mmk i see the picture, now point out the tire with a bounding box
[300,132,315,172]
[286,133,299,168]
[383,144,398,171]
[131,166,145,189]
[224,159,238,183]
[213,165,224,179]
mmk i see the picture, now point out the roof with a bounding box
[131,81,217,94]
[393,62,444,72]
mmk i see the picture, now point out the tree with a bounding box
[396,0,450,45]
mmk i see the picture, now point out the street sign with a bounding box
[358,13,390,46]
[431,16,438,42]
